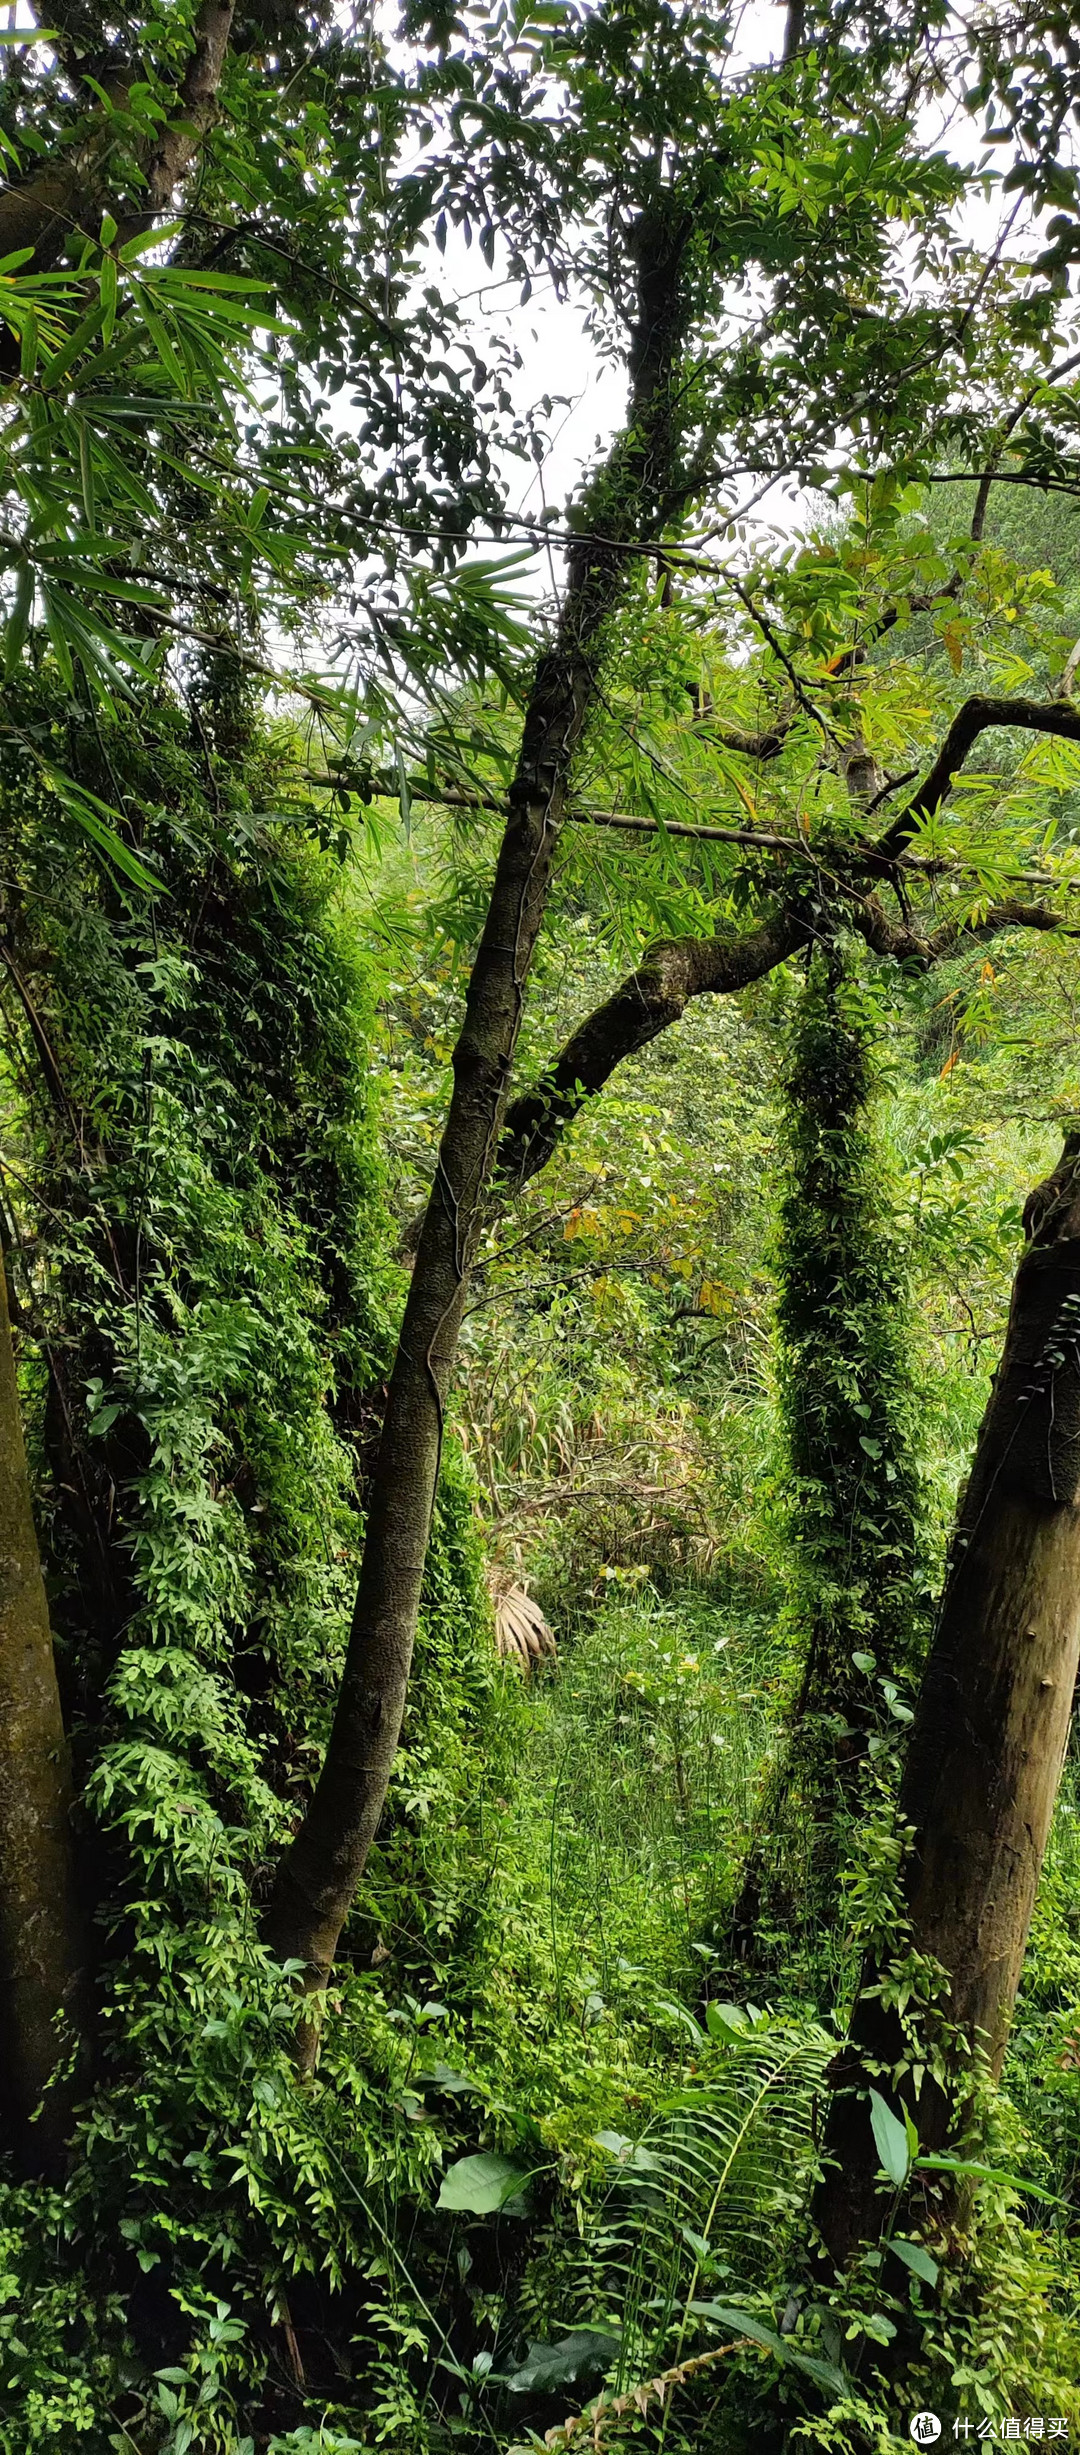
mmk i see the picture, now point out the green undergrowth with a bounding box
[0,688,1079,2452]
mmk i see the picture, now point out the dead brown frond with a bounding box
[487,1570,557,1671]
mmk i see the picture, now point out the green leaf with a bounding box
[705,2001,750,2043]
[505,2330,621,2394]
[654,1996,705,2044]
[437,2152,531,2214]
[39,300,107,388]
[691,2303,848,2395]
[38,759,161,892]
[140,302,187,395]
[118,220,182,262]
[912,2155,1064,2206]
[4,559,33,678]
[99,254,117,345]
[869,2090,911,2187]
[19,305,38,379]
[889,2238,939,2287]
[77,416,95,529]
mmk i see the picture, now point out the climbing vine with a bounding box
[734,944,930,1964]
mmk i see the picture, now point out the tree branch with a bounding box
[970,349,1080,541]
[874,696,1080,864]
[495,879,1074,1201]
[848,890,1070,968]
[691,715,793,759]
[362,768,800,856]
[496,910,807,1192]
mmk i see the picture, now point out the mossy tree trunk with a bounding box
[0,1265,83,2173]
[814,1132,1080,2267]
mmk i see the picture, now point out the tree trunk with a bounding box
[732,946,927,1965]
[0,1265,84,2174]
[814,1131,1080,2268]
[263,206,694,2004]
[0,0,240,275]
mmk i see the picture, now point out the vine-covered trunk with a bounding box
[264,207,693,2003]
[815,1133,1080,2268]
[733,946,925,1960]
[0,1265,83,2172]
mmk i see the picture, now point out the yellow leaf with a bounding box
[698,1278,733,1315]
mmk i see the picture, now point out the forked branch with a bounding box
[498,892,1070,1195]
[874,696,1080,864]
[497,911,808,1191]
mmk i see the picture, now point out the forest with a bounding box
[5,0,1080,2448]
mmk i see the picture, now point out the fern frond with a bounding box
[591,2017,831,2376]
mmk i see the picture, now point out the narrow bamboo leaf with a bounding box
[395,745,412,839]
[77,417,95,529]
[37,762,161,892]
[40,301,108,388]
[19,305,38,379]
[41,586,75,687]
[139,303,188,395]
[118,222,183,262]
[99,255,117,345]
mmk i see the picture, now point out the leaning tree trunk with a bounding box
[0,1264,83,2174]
[264,205,693,2006]
[815,1131,1080,2269]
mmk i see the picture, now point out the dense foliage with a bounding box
[6,1,1080,2451]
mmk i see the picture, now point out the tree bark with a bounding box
[814,1132,1080,2269]
[0,0,241,272]
[263,206,696,2003]
[0,1265,83,2175]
